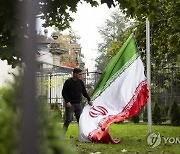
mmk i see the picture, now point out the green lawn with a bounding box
[66,123,180,154]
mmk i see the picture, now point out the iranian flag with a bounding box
[79,34,149,143]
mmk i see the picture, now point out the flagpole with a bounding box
[146,18,152,134]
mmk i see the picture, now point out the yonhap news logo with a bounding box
[147,132,161,148]
[147,132,180,148]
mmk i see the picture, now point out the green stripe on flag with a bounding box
[92,34,139,98]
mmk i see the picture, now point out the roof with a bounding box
[36,34,55,44]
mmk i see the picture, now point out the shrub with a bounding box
[170,101,180,126]
[160,106,168,122]
[52,101,63,122]
[38,96,77,154]
[0,84,21,154]
[130,114,140,123]
[152,102,162,125]
[0,78,77,154]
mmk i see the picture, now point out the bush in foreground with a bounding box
[0,79,77,154]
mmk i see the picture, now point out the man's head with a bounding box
[73,68,82,80]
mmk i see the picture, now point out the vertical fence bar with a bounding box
[50,73,52,107]
[18,0,38,153]
[169,67,174,117]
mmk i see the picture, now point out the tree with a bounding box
[97,0,180,73]
[95,10,132,72]
[152,102,162,125]
[95,53,108,72]
[132,0,180,71]
[0,0,98,67]
[170,101,180,126]
[97,10,130,52]
[0,0,179,68]
[133,1,180,115]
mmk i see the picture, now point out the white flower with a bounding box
[121,149,127,153]
[89,152,101,154]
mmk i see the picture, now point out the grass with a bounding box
[66,122,180,154]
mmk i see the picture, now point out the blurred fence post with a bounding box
[18,0,38,154]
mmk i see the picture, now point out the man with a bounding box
[62,68,93,131]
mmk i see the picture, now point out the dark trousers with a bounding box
[63,103,82,132]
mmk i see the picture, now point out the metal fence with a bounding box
[37,66,102,111]
[151,68,180,107]
[37,65,180,112]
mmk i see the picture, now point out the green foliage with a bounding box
[38,96,77,154]
[116,0,159,21]
[96,9,132,72]
[0,79,77,154]
[1,0,179,69]
[152,102,162,125]
[96,0,180,74]
[0,0,98,67]
[170,101,180,126]
[0,0,21,67]
[143,106,167,123]
[0,84,21,154]
[160,106,168,122]
[51,100,63,122]
[130,114,140,123]
[134,0,180,71]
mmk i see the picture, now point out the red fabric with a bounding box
[89,127,121,143]
[63,62,77,68]
[88,81,149,143]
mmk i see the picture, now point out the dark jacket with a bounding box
[62,78,91,104]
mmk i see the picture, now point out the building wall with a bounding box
[37,33,83,69]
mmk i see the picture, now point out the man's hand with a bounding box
[66,102,71,108]
[88,100,93,106]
